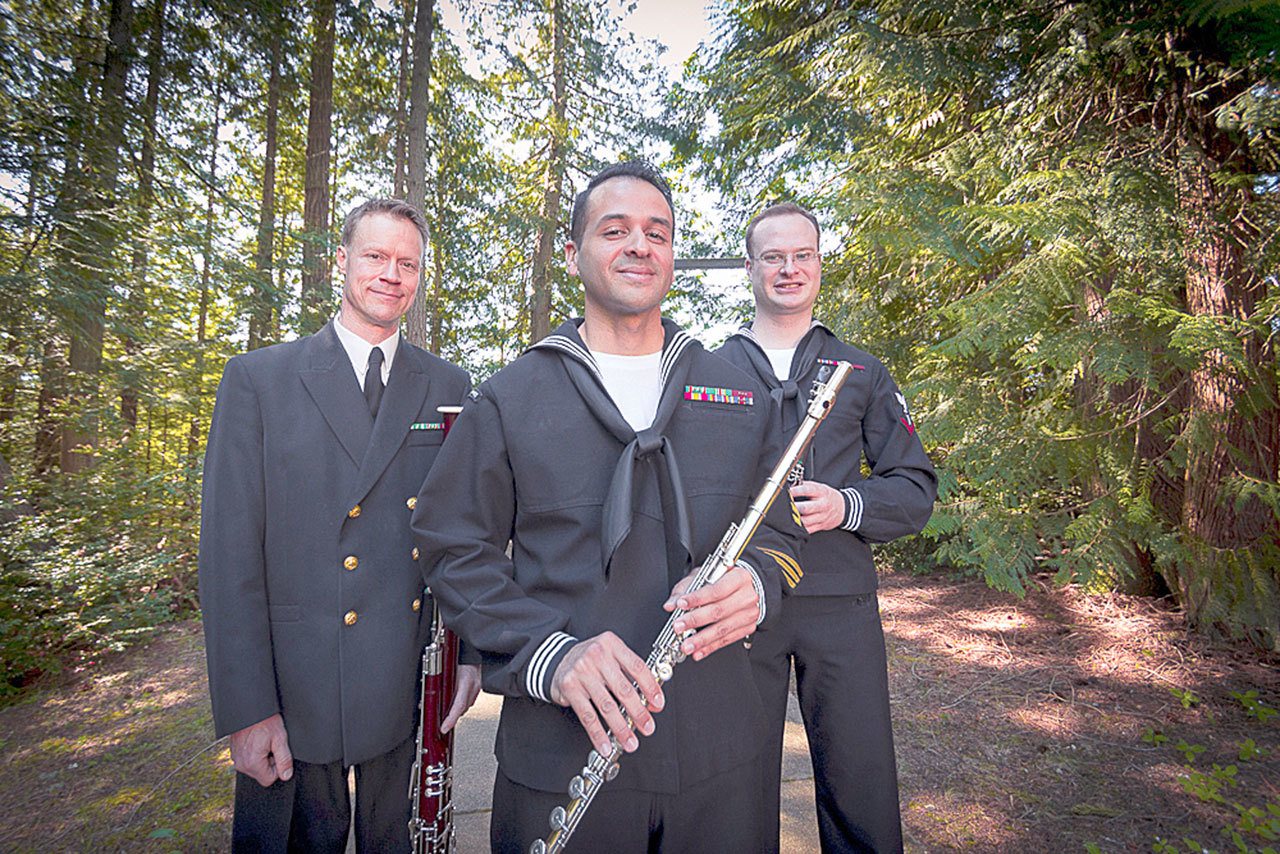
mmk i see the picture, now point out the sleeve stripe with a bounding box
[525,631,576,702]
[758,546,803,590]
[841,487,864,532]
[738,559,768,625]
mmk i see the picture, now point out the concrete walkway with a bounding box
[446,690,820,852]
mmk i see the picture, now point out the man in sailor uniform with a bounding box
[413,163,807,852]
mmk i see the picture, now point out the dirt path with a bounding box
[1,571,1276,852]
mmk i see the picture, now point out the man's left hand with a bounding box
[441,664,482,734]
[789,480,844,533]
[664,565,760,662]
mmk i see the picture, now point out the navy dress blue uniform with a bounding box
[199,321,470,851]
[413,319,807,853]
[718,322,936,854]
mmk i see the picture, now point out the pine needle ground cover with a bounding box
[0,571,1275,852]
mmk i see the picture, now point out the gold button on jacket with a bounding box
[347,504,361,518]
[406,496,418,510]
[343,555,359,571]
[411,547,420,561]
[412,598,421,612]
[343,610,358,626]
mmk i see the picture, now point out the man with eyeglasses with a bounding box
[717,202,937,853]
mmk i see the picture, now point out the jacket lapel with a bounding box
[299,322,373,467]
[347,338,429,507]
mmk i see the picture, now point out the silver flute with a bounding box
[529,361,853,854]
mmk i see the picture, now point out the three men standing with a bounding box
[718,202,937,852]
[412,162,808,852]
[199,199,479,852]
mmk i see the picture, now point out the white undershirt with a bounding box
[591,350,662,431]
[763,346,797,381]
[334,316,397,391]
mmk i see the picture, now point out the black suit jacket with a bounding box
[199,321,470,766]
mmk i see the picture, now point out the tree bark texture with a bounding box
[300,0,335,335]
[63,0,132,471]
[403,0,434,348]
[188,76,219,470]
[249,28,282,351]
[528,0,566,345]
[393,0,412,199]
[1164,45,1280,649]
[122,0,166,430]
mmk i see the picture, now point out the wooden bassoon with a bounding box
[409,405,464,854]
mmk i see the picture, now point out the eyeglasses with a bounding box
[753,250,819,268]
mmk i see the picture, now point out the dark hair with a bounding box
[340,198,429,250]
[569,160,676,245]
[745,202,821,257]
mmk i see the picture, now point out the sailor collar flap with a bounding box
[527,318,699,577]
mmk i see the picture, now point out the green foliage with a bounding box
[1142,693,1280,854]
[1233,691,1279,724]
[0,443,198,697]
[673,0,1280,646]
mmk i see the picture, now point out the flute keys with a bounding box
[569,775,586,799]
[549,806,569,831]
[605,761,620,782]
[656,661,673,681]
[529,841,547,854]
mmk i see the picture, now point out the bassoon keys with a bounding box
[409,405,464,854]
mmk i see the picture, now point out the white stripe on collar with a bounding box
[533,327,696,393]
[531,334,603,384]
[733,318,828,348]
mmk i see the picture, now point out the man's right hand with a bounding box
[549,632,665,758]
[229,713,294,787]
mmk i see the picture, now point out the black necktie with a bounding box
[365,347,385,418]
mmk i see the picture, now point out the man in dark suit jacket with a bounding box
[199,199,480,852]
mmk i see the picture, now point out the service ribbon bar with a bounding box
[409,421,446,431]
[818,358,865,371]
[684,385,754,406]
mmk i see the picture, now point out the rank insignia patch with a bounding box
[409,421,445,431]
[684,385,754,406]
[759,546,803,589]
[894,391,917,435]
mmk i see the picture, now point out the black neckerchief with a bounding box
[730,320,832,476]
[528,318,698,577]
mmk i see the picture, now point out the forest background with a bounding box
[0,0,1277,704]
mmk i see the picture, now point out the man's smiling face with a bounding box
[566,176,675,320]
[747,212,822,320]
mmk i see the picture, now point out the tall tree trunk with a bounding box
[188,76,220,475]
[122,0,166,431]
[403,0,434,348]
[35,340,64,480]
[299,0,335,335]
[249,28,281,351]
[63,0,133,471]
[428,147,447,353]
[528,0,566,345]
[1166,58,1280,649]
[393,0,412,199]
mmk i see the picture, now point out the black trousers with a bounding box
[750,593,903,854]
[231,735,415,854]
[491,757,764,854]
